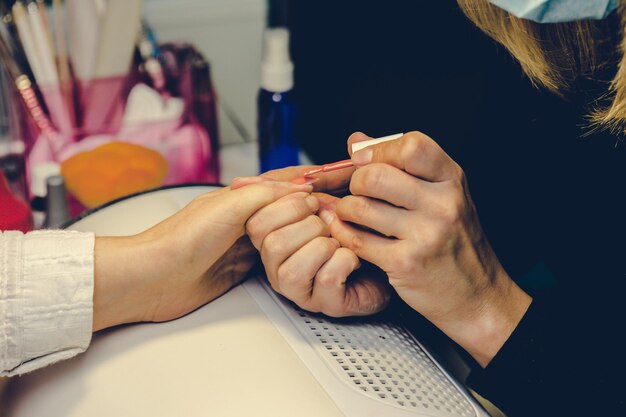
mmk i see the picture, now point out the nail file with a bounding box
[66,0,100,81]
[12,1,44,83]
[26,1,58,85]
[94,0,143,78]
[350,133,404,154]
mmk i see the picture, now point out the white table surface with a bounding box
[3,145,327,417]
[4,185,344,417]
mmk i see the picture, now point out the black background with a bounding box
[283,1,626,290]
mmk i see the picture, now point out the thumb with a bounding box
[347,132,374,156]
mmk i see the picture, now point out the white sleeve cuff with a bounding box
[1,230,95,376]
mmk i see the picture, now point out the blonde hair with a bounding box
[457,0,626,134]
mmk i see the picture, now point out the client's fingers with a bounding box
[246,193,318,249]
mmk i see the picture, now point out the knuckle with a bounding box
[391,247,419,275]
[343,248,362,270]
[266,181,287,199]
[276,263,301,288]
[310,237,337,264]
[246,215,264,238]
[421,225,451,253]
[316,268,338,287]
[348,196,370,222]
[401,132,427,160]
[450,164,467,186]
[406,192,421,211]
[441,195,465,224]
[349,233,365,255]
[262,232,286,255]
[320,237,339,255]
[287,196,309,218]
[358,164,386,192]
[440,192,467,226]
[307,214,328,234]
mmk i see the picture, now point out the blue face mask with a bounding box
[488,0,619,23]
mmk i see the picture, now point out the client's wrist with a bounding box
[93,235,161,331]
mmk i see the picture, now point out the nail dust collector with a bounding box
[8,186,489,417]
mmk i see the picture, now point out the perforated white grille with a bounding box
[285,307,477,417]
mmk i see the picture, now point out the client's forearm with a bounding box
[92,236,159,331]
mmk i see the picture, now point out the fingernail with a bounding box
[319,209,335,225]
[305,195,319,212]
[352,148,373,166]
[290,176,319,185]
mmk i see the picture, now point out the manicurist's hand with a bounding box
[92,180,313,331]
[325,132,533,367]
[231,171,391,318]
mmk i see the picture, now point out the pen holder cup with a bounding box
[20,43,220,214]
[77,76,130,138]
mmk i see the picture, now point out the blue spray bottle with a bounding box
[258,28,299,173]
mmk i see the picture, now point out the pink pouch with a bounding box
[119,120,215,184]
[56,116,217,185]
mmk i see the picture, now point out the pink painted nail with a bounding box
[291,176,320,185]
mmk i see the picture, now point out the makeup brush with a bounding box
[25,0,58,85]
[0,0,34,80]
[0,33,63,155]
[94,0,143,78]
[52,0,74,127]
[66,0,100,81]
[11,0,44,83]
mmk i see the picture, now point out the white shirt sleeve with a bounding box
[0,230,95,376]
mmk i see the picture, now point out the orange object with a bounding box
[61,142,169,208]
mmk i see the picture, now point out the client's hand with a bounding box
[325,132,532,367]
[231,168,391,318]
[92,180,313,331]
